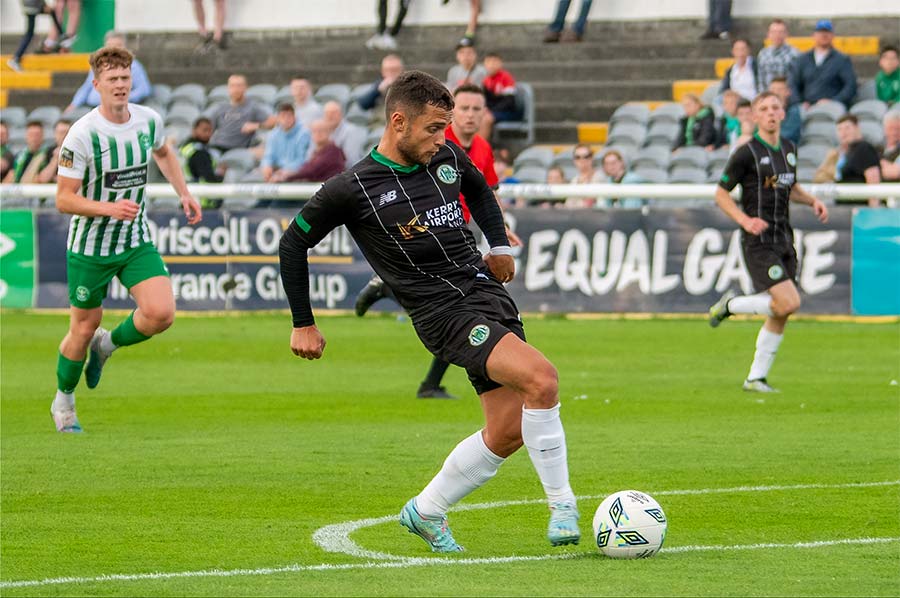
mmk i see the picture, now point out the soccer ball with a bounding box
[592,490,667,559]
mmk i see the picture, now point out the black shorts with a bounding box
[412,277,525,395]
[743,238,798,292]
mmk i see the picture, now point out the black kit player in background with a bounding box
[708,90,829,393]
[278,71,581,552]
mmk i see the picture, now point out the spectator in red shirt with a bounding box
[479,53,522,141]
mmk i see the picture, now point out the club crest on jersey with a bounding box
[75,286,90,302]
[397,213,429,240]
[469,324,490,347]
[786,152,796,167]
[768,265,784,280]
[138,132,152,150]
[436,164,458,185]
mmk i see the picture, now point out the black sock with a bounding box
[421,357,450,389]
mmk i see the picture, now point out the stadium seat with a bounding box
[606,122,647,147]
[668,166,708,184]
[801,120,838,145]
[247,83,277,106]
[645,121,680,147]
[169,83,206,108]
[207,84,230,106]
[64,105,92,121]
[315,83,351,110]
[850,99,888,124]
[855,79,877,102]
[493,83,535,146]
[141,102,167,121]
[513,165,547,183]
[633,165,668,184]
[700,82,719,106]
[632,145,671,170]
[669,146,709,170]
[513,146,554,169]
[649,102,685,126]
[609,103,650,127]
[802,100,845,124]
[560,164,577,180]
[365,126,385,149]
[274,85,294,108]
[220,148,258,180]
[859,120,884,146]
[26,105,61,128]
[164,123,191,146]
[796,165,816,182]
[550,147,575,167]
[798,143,831,169]
[165,102,201,127]
[7,126,25,144]
[150,84,172,107]
[0,106,27,128]
[707,147,730,177]
[345,103,372,127]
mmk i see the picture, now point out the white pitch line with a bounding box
[2,537,897,590]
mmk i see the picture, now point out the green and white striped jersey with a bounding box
[57,104,165,257]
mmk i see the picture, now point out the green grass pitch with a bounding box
[1,311,898,596]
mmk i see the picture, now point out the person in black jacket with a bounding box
[674,93,717,150]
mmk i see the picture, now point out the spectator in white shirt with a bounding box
[719,38,758,101]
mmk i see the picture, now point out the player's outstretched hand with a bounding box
[108,199,140,221]
[291,325,326,360]
[181,193,203,225]
[485,253,515,284]
[812,198,829,224]
[741,217,769,236]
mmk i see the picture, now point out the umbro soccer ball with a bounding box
[592,490,667,559]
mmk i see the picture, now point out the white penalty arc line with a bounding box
[2,480,897,590]
[1,537,897,590]
[312,479,900,560]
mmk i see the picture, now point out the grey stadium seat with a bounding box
[0,107,27,128]
[797,143,830,169]
[700,82,719,106]
[610,103,650,127]
[670,146,709,170]
[350,83,373,104]
[601,144,637,165]
[315,83,351,110]
[668,166,708,184]
[802,100,845,124]
[247,84,277,106]
[859,120,884,146]
[649,102,685,126]
[274,85,294,108]
[796,166,817,183]
[207,84,230,106]
[220,148,258,175]
[164,124,191,146]
[169,83,206,108]
[801,120,838,145]
[633,165,668,184]
[606,122,647,147]
[513,146,554,169]
[850,99,888,124]
[165,102,201,127]
[855,79,877,102]
[150,84,172,107]
[550,147,575,167]
[345,103,372,127]
[645,121,680,147]
[26,105,61,128]
[493,83,535,146]
[632,145,671,170]
[513,165,547,183]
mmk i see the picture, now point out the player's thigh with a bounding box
[66,251,119,310]
[768,279,800,310]
[119,245,173,311]
[484,333,558,399]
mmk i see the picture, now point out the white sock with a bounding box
[728,292,773,316]
[747,326,783,381]
[99,330,117,355]
[52,390,75,412]
[415,430,505,518]
[522,404,576,505]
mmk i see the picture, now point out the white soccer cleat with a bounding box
[51,407,83,433]
[743,378,779,393]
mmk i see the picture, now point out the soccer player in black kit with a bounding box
[278,71,580,552]
[709,91,829,393]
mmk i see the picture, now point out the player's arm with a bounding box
[863,165,881,208]
[278,179,354,360]
[459,153,515,282]
[153,141,202,225]
[715,145,768,236]
[789,183,828,223]
[56,175,139,219]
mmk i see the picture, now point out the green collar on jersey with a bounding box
[370,147,422,173]
[754,131,781,151]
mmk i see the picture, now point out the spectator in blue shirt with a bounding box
[769,77,801,144]
[261,104,310,182]
[789,20,857,109]
[65,31,152,112]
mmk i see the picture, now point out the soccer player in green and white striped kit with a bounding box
[52,46,202,432]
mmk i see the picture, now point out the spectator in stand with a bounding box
[834,114,882,207]
[260,104,311,183]
[880,111,900,181]
[789,20,857,110]
[66,31,151,112]
[674,94,717,151]
[599,149,645,208]
[321,101,367,166]
[180,117,224,183]
[876,46,900,106]
[720,39,758,102]
[716,90,741,148]
[285,120,345,182]
[700,0,732,41]
[7,0,63,72]
[209,74,275,153]
[365,0,411,51]
[543,0,593,43]
[0,122,13,179]
[357,54,404,125]
[40,0,79,54]
[445,37,487,92]
[290,77,324,129]
[769,77,801,144]
[479,52,522,141]
[192,0,227,51]
[566,143,603,208]
[756,19,799,92]
[2,121,48,184]
[539,166,566,208]
[732,99,754,150]
[36,118,71,184]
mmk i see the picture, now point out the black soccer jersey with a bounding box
[719,133,798,245]
[280,141,509,326]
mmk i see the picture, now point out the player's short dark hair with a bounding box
[882,45,899,57]
[192,116,212,128]
[837,114,859,126]
[25,120,44,129]
[751,91,781,108]
[453,83,485,98]
[384,70,454,121]
[276,103,295,114]
[90,46,133,74]
[769,76,788,85]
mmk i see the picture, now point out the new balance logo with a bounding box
[760,157,771,166]
[379,189,398,206]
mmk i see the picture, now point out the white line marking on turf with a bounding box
[2,480,897,589]
[2,537,897,589]
[314,479,900,559]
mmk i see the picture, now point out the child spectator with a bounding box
[445,37,486,92]
[674,94,717,150]
[479,52,522,141]
[716,90,741,148]
[732,100,754,151]
[876,46,900,106]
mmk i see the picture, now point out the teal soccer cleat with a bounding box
[84,327,111,389]
[548,501,581,546]
[399,498,464,553]
[51,407,83,433]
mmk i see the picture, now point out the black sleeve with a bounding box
[718,144,750,191]
[188,150,223,183]
[696,113,718,147]
[673,117,687,149]
[848,142,880,173]
[458,150,508,248]
[279,178,356,327]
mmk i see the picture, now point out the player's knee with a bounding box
[772,295,800,317]
[524,363,559,409]
[141,303,175,333]
[70,319,98,343]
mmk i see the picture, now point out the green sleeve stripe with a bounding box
[148,117,157,149]
[295,214,312,233]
